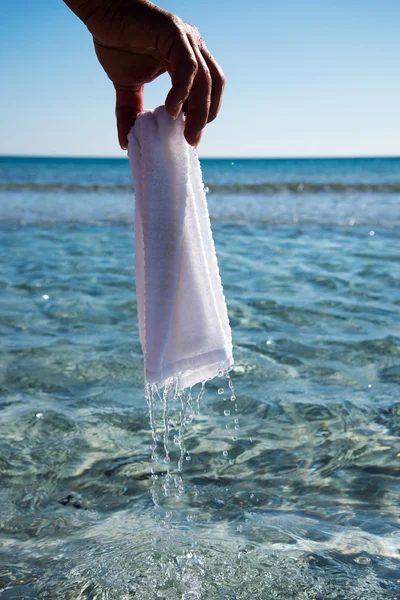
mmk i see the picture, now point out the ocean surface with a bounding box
[0,155,399,599]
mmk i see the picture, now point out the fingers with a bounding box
[183,43,212,147]
[162,21,225,147]
[115,85,144,149]
[200,45,226,123]
[163,33,198,119]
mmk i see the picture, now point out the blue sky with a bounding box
[1,0,400,157]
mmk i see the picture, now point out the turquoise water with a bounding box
[0,156,399,598]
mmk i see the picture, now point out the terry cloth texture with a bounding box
[128,106,233,390]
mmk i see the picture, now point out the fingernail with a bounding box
[192,133,202,149]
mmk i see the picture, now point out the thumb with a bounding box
[115,86,144,150]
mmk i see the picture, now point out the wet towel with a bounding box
[128,106,233,390]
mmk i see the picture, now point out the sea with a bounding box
[0,155,399,599]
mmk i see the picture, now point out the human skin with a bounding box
[64,0,226,149]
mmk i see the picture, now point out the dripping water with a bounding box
[145,379,205,471]
[222,370,240,464]
[144,367,238,512]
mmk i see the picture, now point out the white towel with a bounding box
[128,106,233,390]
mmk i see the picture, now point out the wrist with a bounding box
[63,0,106,23]
[64,0,155,23]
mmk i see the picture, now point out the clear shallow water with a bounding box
[0,157,400,599]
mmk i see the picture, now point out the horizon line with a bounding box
[1,153,400,161]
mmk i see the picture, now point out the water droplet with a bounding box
[231,436,238,441]
[230,395,236,402]
[42,295,49,300]
[234,418,239,424]
[250,493,255,499]
[266,339,272,345]
[354,556,372,565]
[229,459,235,465]
[369,230,375,236]
[222,451,228,457]
[218,388,224,395]
[368,384,372,389]
[185,455,191,461]
[224,409,230,416]
[35,412,43,419]
[231,162,235,165]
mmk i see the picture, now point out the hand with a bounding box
[67,0,226,149]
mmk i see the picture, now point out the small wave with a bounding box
[209,182,400,194]
[2,181,400,194]
[1,217,398,229]
[0,182,134,193]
